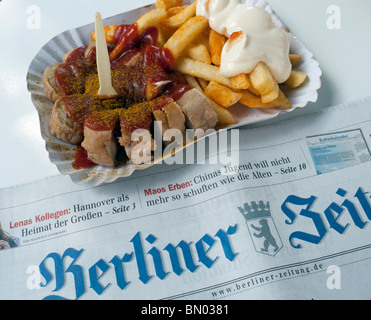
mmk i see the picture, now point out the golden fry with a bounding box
[272,90,292,109]
[230,73,251,90]
[161,1,197,28]
[240,90,275,109]
[209,29,227,66]
[250,62,277,95]
[284,70,307,88]
[157,25,175,47]
[209,101,236,125]
[167,5,188,17]
[195,29,210,49]
[289,54,302,63]
[136,8,168,34]
[155,0,183,10]
[184,43,211,64]
[197,77,209,90]
[261,83,279,103]
[173,58,247,90]
[204,81,242,108]
[240,89,291,109]
[184,75,203,92]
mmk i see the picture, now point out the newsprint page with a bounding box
[1,97,371,304]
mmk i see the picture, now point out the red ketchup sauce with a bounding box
[110,23,141,61]
[55,24,190,169]
[72,146,95,170]
[84,110,119,132]
[63,94,97,134]
[113,24,130,43]
[54,46,89,96]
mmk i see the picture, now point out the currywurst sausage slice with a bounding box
[43,63,63,103]
[49,97,83,145]
[81,111,119,167]
[81,126,118,167]
[176,88,218,131]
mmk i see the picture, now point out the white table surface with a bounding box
[0,0,370,189]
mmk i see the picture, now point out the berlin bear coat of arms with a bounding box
[238,201,283,256]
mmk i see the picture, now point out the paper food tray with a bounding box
[27,0,322,186]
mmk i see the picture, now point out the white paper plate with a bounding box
[27,0,322,186]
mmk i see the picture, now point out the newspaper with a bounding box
[1,97,371,302]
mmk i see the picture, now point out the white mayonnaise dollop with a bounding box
[196,0,291,83]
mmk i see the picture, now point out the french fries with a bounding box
[152,0,306,115]
[163,16,209,63]
[161,1,197,28]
